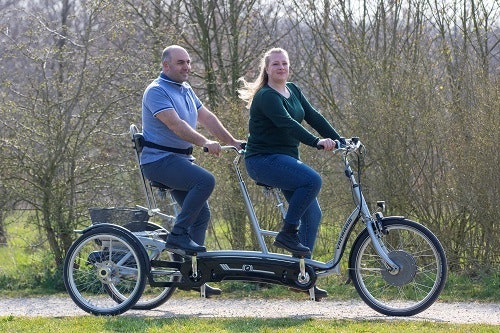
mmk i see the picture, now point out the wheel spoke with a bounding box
[349,219,447,316]
[63,226,147,315]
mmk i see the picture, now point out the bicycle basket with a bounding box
[89,207,149,226]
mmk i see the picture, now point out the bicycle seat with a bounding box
[149,180,172,191]
[255,181,274,189]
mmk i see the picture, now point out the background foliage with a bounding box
[0,0,498,283]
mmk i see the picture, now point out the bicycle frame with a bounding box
[216,140,398,278]
[128,129,402,294]
[64,129,446,315]
[335,140,400,272]
[141,142,398,287]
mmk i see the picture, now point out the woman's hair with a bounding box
[238,48,289,109]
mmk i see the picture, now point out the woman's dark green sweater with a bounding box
[245,82,340,160]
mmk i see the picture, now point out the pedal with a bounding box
[165,247,198,257]
[150,259,182,269]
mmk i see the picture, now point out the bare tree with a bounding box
[0,0,497,274]
[286,0,499,271]
[0,0,151,265]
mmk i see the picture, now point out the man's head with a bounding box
[161,45,191,83]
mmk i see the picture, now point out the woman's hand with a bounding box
[317,138,336,151]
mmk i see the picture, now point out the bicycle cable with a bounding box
[349,143,366,219]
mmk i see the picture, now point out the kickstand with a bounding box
[308,287,316,301]
[200,283,206,298]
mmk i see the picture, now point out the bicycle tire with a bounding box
[122,221,179,310]
[63,225,148,316]
[349,218,447,316]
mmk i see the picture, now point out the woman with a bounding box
[238,48,341,299]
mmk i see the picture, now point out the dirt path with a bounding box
[0,296,498,324]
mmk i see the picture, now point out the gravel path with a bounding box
[0,296,498,324]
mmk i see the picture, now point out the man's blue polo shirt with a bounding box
[141,72,203,165]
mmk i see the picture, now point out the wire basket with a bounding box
[89,207,149,226]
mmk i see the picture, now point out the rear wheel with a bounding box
[63,225,147,316]
[122,222,179,310]
[349,218,447,316]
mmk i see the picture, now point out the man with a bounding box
[141,45,243,296]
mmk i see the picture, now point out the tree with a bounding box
[0,0,151,266]
[287,0,499,271]
[0,0,497,275]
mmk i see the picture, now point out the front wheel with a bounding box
[349,218,447,316]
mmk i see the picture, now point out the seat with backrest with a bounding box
[130,124,178,219]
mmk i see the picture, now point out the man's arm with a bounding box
[155,108,210,147]
[197,106,241,147]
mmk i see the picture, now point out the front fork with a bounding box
[364,214,400,273]
[355,187,400,273]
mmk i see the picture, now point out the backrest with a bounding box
[133,133,145,154]
[130,124,145,154]
[128,124,179,223]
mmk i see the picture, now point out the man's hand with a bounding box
[231,140,246,150]
[203,140,222,156]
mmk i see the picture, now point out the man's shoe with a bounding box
[193,284,222,298]
[273,224,311,257]
[165,233,206,253]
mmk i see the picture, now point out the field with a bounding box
[0,316,499,333]
[0,213,498,332]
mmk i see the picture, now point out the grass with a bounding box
[0,210,498,300]
[0,316,498,333]
[0,214,498,332]
[0,211,499,302]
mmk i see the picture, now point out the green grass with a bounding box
[0,213,63,295]
[0,214,498,332]
[0,211,498,303]
[0,316,498,333]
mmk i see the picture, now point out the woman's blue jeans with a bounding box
[142,154,215,246]
[245,154,323,256]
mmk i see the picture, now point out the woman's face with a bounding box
[266,51,289,84]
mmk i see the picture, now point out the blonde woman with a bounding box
[239,48,342,299]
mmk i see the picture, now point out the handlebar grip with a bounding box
[318,138,344,150]
[203,143,246,153]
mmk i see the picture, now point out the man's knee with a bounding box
[204,172,216,191]
[194,171,216,194]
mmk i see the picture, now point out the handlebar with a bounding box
[202,139,362,155]
[336,137,362,151]
[203,144,245,155]
[318,137,362,153]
